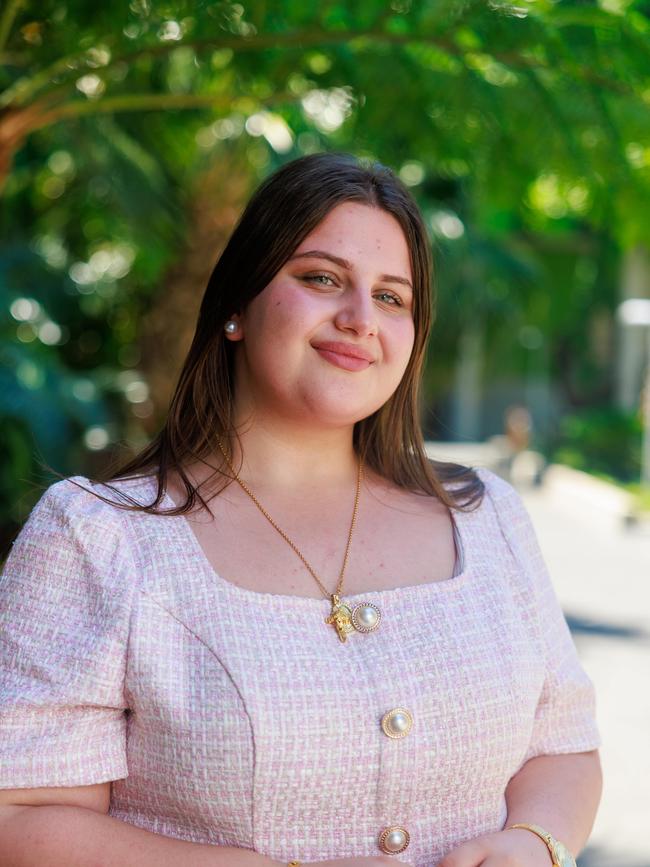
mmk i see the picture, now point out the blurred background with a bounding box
[0,1,648,865]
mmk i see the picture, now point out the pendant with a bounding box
[351,601,382,633]
[324,594,355,642]
[325,595,382,641]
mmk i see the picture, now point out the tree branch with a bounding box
[0,0,26,54]
[20,88,295,134]
[0,24,637,113]
[0,53,88,110]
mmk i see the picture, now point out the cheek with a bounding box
[251,288,314,336]
[386,319,416,367]
[243,297,312,374]
[242,295,286,349]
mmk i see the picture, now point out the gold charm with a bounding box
[325,594,355,642]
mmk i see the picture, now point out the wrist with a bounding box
[506,828,556,865]
[506,822,577,867]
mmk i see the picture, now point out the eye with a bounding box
[303,273,337,287]
[375,291,403,307]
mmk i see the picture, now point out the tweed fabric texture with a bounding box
[0,468,600,866]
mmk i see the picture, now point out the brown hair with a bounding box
[75,152,484,514]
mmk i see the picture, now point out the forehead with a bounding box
[293,202,413,278]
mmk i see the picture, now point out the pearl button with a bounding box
[351,602,381,633]
[381,707,414,739]
[378,825,410,854]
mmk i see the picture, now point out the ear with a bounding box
[223,316,244,341]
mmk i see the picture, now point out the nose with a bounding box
[334,288,378,337]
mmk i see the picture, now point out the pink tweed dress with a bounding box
[0,468,600,866]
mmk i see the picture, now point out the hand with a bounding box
[436,829,553,867]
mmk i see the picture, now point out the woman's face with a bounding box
[227,201,416,430]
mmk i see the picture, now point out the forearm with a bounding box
[0,804,282,867]
[504,749,603,857]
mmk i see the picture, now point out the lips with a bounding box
[311,341,375,362]
[311,340,375,372]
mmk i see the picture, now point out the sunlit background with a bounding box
[1,2,649,865]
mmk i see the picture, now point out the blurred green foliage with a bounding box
[627,482,650,514]
[547,406,643,483]
[2,0,650,535]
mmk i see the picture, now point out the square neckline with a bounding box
[158,480,474,604]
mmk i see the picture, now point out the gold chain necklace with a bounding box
[216,439,382,642]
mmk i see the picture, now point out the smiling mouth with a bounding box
[311,341,375,372]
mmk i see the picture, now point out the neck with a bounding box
[220,416,360,492]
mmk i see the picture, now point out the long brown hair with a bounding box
[75,152,484,514]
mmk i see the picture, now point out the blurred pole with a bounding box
[450,320,484,441]
[520,326,550,442]
[641,327,650,488]
[616,245,650,411]
[617,299,650,489]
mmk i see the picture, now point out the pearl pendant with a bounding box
[326,595,381,641]
[351,601,381,633]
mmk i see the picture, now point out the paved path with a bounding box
[519,479,650,867]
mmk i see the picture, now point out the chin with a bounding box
[302,395,386,428]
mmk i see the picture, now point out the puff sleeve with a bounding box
[482,470,602,762]
[0,477,135,788]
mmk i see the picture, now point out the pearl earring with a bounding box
[224,320,238,334]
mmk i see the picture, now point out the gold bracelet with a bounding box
[287,861,301,866]
[506,822,576,867]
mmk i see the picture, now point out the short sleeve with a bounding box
[481,469,602,762]
[0,478,136,789]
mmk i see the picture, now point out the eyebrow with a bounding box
[288,249,413,290]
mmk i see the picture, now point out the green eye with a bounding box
[303,274,338,287]
[376,292,402,306]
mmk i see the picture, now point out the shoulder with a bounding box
[31,473,157,519]
[447,467,537,551]
[439,463,523,514]
[19,476,112,539]
[2,480,142,685]
[13,474,156,566]
[470,466,535,531]
[1,477,150,614]
[469,469,547,575]
[472,466,522,506]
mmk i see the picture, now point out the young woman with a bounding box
[0,153,602,867]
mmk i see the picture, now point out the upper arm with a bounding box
[0,782,111,818]
[478,468,602,760]
[0,480,135,790]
